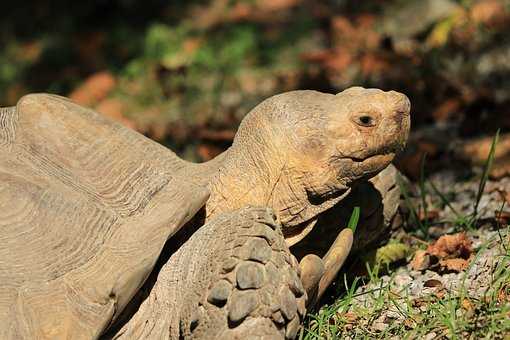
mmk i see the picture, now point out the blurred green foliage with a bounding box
[1,0,509,155]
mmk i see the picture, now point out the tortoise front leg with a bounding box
[297,165,401,306]
[317,227,353,301]
[299,227,353,307]
[108,207,306,340]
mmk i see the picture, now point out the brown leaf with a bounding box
[412,298,427,308]
[410,249,431,271]
[360,53,390,77]
[435,289,446,299]
[458,133,510,163]
[302,49,353,73]
[404,318,415,329]
[418,209,440,223]
[424,279,443,288]
[470,0,510,29]
[497,284,509,304]
[490,156,510,179]
[439,258,470,272]
[396,141,440,179]
[69,71,116,106]
[457,133,510,179]
[427,232,472,259]
[197,144,225,161]
[461,298,474,311]
[432,99,461,122]
[337,311,358,324]
[95,98,136,130]
[495,210,510,226]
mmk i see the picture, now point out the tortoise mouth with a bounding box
[341,153,396,181]
[343,152,395,165]
[283,153,394,247]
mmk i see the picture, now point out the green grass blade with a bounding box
[419,153,429,229]
[348,206,360,233]
[397,173,428,238]
[473,129,500,218]
[429,180,461,219]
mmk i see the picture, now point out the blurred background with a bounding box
[1,0,509,179]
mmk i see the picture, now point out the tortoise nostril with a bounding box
[394,94,411,116]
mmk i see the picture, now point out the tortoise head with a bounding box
[208,87,410,245]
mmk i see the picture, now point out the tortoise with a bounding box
[0,87,410,339]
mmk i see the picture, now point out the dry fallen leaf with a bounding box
[95,98,136,130]
[427,232,472,259]
[418,209,440,223]
[470,0,510,28]
[69,71,116,106]
[432,98,461,122]
[497,283,510,304]
[397,140,440,180]
[461,298,474,311]
[404,318,415,329]
[457,133,510,179]
[495,210,510,226]
[435,289,446,299]
[411,233,473,273]
[337,311,358,324]
[424,279,443,288]
[412,298,427,308]
[439,258,470,272]
[410,249,431,271]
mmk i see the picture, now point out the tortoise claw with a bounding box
[318,228,353,301]
[300,228,354,307]
[299,254,324,306]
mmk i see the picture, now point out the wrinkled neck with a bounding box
[205,142,351,241]
[205,143,276,220]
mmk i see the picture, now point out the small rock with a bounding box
[372,320,388,332]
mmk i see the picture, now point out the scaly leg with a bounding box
[299,228,353,307]
[108,207,306,340]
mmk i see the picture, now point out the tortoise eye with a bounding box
[355,114,376,127]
